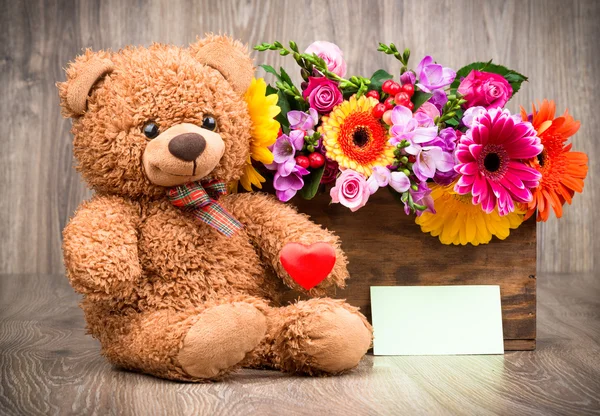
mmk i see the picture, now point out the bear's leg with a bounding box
[85,297,268,381]
[257,298,373,375]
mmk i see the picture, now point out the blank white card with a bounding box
[370,285,504,355]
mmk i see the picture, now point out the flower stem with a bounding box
[377,43,410,74]
[254,41,371,96]
[436,96,467,128]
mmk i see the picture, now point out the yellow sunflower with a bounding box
[319,95,394,176]
[416,183,525,246]
[238,78,281,191]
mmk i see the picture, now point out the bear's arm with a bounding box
[63,194,142,300]
[222,193,349,295]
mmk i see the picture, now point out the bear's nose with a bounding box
[168,133,207,161]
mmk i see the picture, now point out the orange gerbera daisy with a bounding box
[520,100,588,221]
[319,95,394,176]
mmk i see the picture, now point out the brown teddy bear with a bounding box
[58,35,372,381]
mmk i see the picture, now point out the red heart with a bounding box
[279,242,336,290]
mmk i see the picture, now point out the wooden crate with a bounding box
[290,190,536,351]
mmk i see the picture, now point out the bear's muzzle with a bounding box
[142,123,225,187]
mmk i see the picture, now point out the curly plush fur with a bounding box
[59,35,372,382]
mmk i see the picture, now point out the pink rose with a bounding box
[457,70,513,109]
[330,169,370,212]
[302,77,343,114]
[305,41,347,77]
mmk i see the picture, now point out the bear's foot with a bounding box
[273,298,372,375]
[177,302,267,379]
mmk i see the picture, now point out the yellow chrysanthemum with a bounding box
[416,184,525,246]
[319,95,394,176]
[238,78,281,191]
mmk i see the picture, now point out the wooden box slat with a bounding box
[290,190,536,351]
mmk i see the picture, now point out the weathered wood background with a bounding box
[1,0,599,275]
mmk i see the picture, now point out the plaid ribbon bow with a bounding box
[167,180,243,237]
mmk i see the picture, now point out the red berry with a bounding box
[365,90,380,100]
[401,83,415,96]
[407,101,415,111]
[408,155,416,163]
[394,92,411,105]
[372,103,387,118]
[384,96,395,110]
[295,155,310,169]
[308,152,325,169]
[381,80,400,94]
[387,82,402,96]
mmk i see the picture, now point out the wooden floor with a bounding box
[0,272,598,415]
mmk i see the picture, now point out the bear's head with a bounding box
[58,35,255,199]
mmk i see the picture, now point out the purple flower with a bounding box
[428,89,449,113]
[400,71,416,86]
[267,131,305,176]
[416,56,456,93]
[390,171,411,193]
[366,166,411,195]
[408,181,435,216]
[287,108,319,134]
[413,111,435,127]
[273,165,309,202]
[302,76,343,114]
[415,127,459,185]
[389,105,438,147]
[461,106,486,128]
[426,127,457,153]
[366,166,391,194]
[410,146,454,182]
[266,131,311,202]
[305,41,347,77]
[433,168,458,186]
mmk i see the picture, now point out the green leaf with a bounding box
[279,67,294,87]
[412,91,433,111]
[265,84,290,127]
[260,64,282,82]
[369,69,393,91]
[444,108,464,127]
[450,61,528,96]
[299,164,325,200]
[275,89,291,128]
[265,85,278,96]
[342,90,357,100]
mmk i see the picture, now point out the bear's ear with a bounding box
[57,49,114,118]
[190,34,254,95]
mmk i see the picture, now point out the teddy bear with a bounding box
[58,35,372,381]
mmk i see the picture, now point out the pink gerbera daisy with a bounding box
[454,108,543,216]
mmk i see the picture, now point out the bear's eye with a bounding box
[202,116,217,131]
[142,121,160,139]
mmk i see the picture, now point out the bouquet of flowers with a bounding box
[240,40,588,246]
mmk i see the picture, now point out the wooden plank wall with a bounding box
[1,0,599,274]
